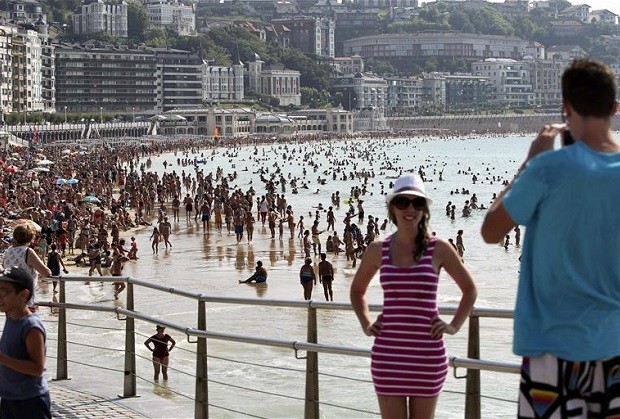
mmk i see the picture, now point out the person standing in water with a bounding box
[318,253,334,301]
[144,325,176,381]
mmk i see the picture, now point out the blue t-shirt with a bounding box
[0,313,49,399]
[504,141,620,361]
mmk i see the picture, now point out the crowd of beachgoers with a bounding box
[0,127,527,301]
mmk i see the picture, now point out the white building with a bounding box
[385,76,423,115]
[290,108,353,134]
[589,9,618,25]
[525,41,545,60]
[12,26,43,113]
[526,59,568,107]
[343,32,528,60]
[203,62,244,102]
[332,72,388,112]
[559,4,591,23]
[246,56,301,107]
[331,55,364,75]
[144,0,196,36]
[0,26,13,118]
[546,45,587,61]
[73,0,128,38]
[471,58,534,109]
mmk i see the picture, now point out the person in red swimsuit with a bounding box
[144,325,176,380]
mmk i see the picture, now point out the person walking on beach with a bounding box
[481,59,620,418]
[159,217,172,249]
[150,227,161,254]
[456,230,465,260]
[110,244,126,300]
[0,267,51,418]
[46,244,68,294]
[183,194,193,221]
[234,210,245,244]
[144,325,176,381]
[299,257,316,300]
[318,253,334,301]
[311,220,323,256]
[87,243,103,277]
[351,173,477,419]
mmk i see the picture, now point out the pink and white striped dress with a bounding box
[371,236,448,397]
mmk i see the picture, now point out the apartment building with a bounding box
[73,0,128,38]
[0,26,12,118]
[385,76,422,116]
[144,0,196,36]
[151,47,203,112]
[6,0,45,24]
[12,26,43,113]
[203,62,244,102]
[330,55,364,75]
[445,75,491,110]
[272,17,335,58]
[54,43,157,113]
[526,59,567,107]
[331,72,388,111]
[471,58,534,108]
[37,17,55,113]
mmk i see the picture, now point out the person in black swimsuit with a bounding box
[144,325,176,380]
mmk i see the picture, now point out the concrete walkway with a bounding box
[49,382,147,418]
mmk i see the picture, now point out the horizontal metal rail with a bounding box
[37,301,519,373]
[47,275,514,317]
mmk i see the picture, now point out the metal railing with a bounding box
[38,275,520,419]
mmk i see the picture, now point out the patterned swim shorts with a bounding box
[519,353,620,418]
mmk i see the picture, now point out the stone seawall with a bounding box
[387,113,620,135]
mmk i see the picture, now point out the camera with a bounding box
[562,129,575,146]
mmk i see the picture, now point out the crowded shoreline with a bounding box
[0,128,534,304]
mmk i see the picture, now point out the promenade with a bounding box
[49,380,189,418]
[49,382,145,418]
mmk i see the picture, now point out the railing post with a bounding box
[464,314,481,419]
[55,278,69,380]
[122,280,137,398]
[194,299,208,419]
[304,304,319,419]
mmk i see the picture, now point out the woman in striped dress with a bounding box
[351,173,477,418]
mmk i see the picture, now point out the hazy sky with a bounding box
[419,1,620,16]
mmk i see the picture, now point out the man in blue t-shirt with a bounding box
[481,59,620,418]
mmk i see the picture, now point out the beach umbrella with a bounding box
[4,165,19,174]
[30,167,50,173]
[55,178,68,185]
[10,218,42,232]
[36,159,55,166]
[82,196,101,204]
[66,178,79,185]
[61,149,71,155]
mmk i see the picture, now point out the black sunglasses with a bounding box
[391,196,426,210]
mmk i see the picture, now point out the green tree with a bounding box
[127,0,148,42]
[145,27,171,47]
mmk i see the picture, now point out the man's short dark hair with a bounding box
[562,59,617,118]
